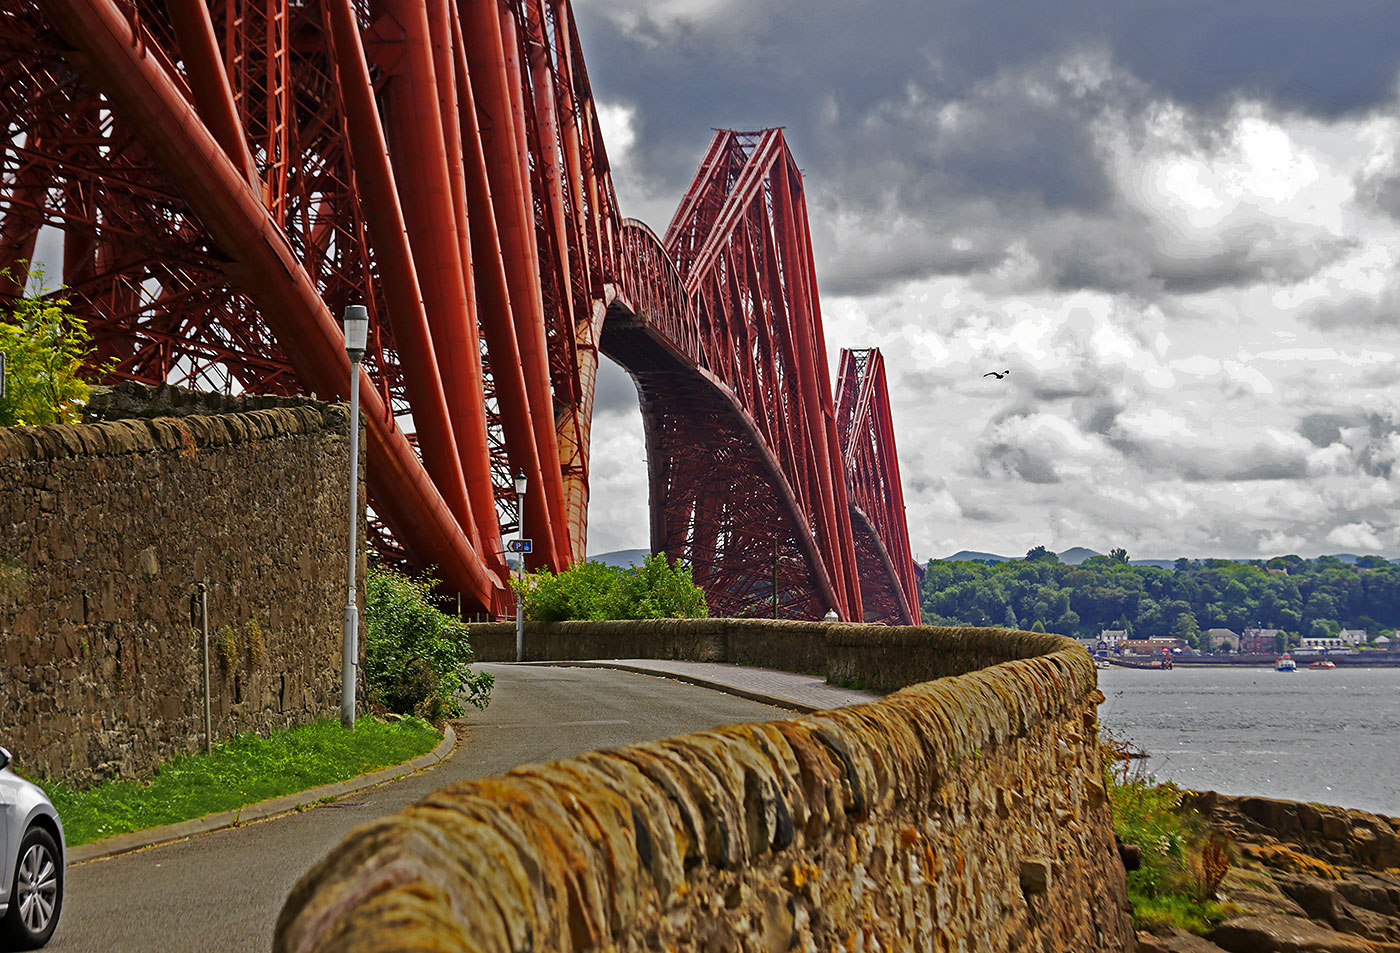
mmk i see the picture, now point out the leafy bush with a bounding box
[0,276,104,426]
[364,565,492,719]
[518,552,708,621]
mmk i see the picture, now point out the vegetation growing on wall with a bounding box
[518,552,709,622]
[364,564,492,719]
[921,547,1400,644]
[0,274,106,426]
[1104,733,1236,933]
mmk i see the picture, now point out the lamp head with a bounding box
[513,472,527,496]
[343,304,369,361]
[823,609,840,622]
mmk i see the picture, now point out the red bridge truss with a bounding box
[2,0,920,623]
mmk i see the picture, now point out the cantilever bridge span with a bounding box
[1,0,920,623]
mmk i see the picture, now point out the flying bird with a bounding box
[983,369,1011,379]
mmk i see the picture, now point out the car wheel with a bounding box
[0,826,62,950]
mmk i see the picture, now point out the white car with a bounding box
[0,748,63,950]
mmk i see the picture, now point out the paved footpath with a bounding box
[50,662,871,953]
[540,658,878,712]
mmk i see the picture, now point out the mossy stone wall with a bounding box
[0,390,364,784]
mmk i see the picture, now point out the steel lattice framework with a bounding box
[835,348,921,625]
[2,3,920,622]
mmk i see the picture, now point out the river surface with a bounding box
[1096,664,1400,816]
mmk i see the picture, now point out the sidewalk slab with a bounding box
[525,659,878,712]
[69,723,456,864]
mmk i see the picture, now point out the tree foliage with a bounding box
[0,277,103,426]
[920,548,1400,642]
[364,564,492,718]
[519,553,708,621]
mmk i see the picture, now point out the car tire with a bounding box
[0,826,62,951]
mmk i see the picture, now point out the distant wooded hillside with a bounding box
[921,549,1400,645]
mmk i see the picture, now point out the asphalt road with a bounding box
[48,664,789,953]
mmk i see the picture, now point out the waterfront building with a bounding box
[1241,628,1280,654]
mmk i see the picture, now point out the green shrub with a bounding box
[518,552,708,621]
[617,553,710,619]
[364,565,492,719]
[0,275,105,426]
[522,559,625,621]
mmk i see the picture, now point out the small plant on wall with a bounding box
[242,617,265,668]
[0,270,110,426]
[215,625,239,674]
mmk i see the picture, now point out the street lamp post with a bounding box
[341,304,369,729]
[514,472,527,662]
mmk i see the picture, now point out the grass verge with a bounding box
[1104,732,1237,934]
[40,716,442,846]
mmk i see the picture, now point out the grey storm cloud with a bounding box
[592,357,643,415]
[1355,153,1400,221]
[577,0,1400,298]
[1302,285,1400,328]
[1299,413,1349,447]
[980,443,1061,485]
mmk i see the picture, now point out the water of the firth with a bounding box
[1096,664,1400,817]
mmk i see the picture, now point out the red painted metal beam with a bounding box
[323,0,476,546]
[459,0,565,570]
[32,0,506,612]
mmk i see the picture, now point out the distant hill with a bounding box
[1056,547,1101,565]
[935,550,1394,568]
[943,550,1011,564]
[587,548,651,568]
[942,547,1104,564]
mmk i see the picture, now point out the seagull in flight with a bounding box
[983,369,1011,379]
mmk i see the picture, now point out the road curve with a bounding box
[48,664,789,953]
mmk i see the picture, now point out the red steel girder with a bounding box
[835,348,921,625]
[5,1,919,626]
[3,0,623,616]
[607,130,869,621]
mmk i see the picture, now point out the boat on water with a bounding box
[1308,659,1337,669]
[1275,655,1297,672]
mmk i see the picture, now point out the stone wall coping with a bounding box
[0,404,347,463]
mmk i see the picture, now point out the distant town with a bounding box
[915,547,1400,663]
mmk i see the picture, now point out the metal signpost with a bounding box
[508,536,532,662]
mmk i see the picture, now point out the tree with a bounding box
[0,277,104,426]
[1025,545,1060,563]
[1309,618,1338,639]
[1110,547,1129,563]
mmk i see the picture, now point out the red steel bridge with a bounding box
[1,0,921,624]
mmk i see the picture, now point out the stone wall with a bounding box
[0,389,364,784]
[469,617,836,677]
[275,623,1133,952]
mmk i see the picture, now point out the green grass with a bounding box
[39,716,441,846]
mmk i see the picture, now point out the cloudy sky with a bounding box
[574,0,1400,562]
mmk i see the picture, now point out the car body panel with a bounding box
[0,751,65,919]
